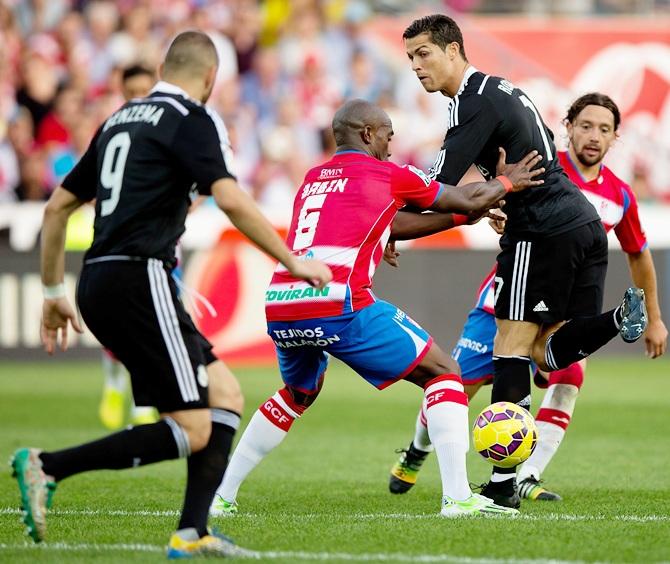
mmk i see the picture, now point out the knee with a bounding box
[224,383,244,415]
[165,410,212,453]
[284,381,322,409]
[207,361,245,415]
[187,417,212,452]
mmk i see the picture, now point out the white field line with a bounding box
[0,542,607,564]
[0,506,668,523]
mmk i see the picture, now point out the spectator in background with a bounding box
[109,4,162,70]
[82,1,119,89]
[14,150,48,201]
[120,65,155,100]
[240,47,287,124]
[16,52,58,129]
[344,49,386,103]
[35,85,83,149]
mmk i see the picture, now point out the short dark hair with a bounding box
[566,92,621,131]
[403,14,467,60]
[163,31,218,78]
[122,65,153,82]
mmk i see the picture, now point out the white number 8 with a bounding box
[100,132,131,217]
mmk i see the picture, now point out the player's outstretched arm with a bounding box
[41,187,85,354]
[212,178,332,289]
[429,150,544,214]
[391,210,458,240]
[626,249,668,358]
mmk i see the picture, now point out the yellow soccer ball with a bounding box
[473,401,538,468]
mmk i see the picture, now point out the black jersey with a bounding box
[62,81,236,265]
[429,68,599,236]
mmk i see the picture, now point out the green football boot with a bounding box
[441,493,520,517]
[10,448,53,543]
[209,494,238,517]
[389,443,430,494]
[519,477,562,501]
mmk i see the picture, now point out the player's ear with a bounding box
[157,62,165,80]
[361,125,373,144]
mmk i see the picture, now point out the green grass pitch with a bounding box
[1,358,669,563]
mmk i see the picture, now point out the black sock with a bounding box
[490,356,532,480]
[544,308,619,370]
[178,409,240,537]
[491,356,532,408]
[39,418,187,482]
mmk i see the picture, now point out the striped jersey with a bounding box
[429,67,599,236]
[475,150,648,313]
[265,151,442,321]
[62,81,235,266]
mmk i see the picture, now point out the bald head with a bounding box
[163,31,218,81]
[332,99,393,160]
[332,99,387,144]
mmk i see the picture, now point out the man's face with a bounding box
[404,33,454,93]
[369,118,394,161]
[121,74,154,101]
[567,104,617,167]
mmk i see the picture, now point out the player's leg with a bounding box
[518,361,585,501]
[335,301,516,516]
[488,233,556,507]
[99,349,127,430]
[173,358,243,543]
[533,222,646,372]
[389,307,495,494]
[211,323,329,515]
[11,261,216,543]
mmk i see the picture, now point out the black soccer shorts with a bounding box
[494,220,608,325]
[77,258,216,412]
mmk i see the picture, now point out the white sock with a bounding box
[412,403,433,452]
[424,375,471,502]
[102,352,126,392]
[518,383,578,481]
[215,389,301,503]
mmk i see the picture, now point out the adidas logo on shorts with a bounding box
[533,300,549,312]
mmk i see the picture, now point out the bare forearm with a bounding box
[627,249,662,322]
[432,179,505,213]
[41,187,84,286]
[391,211,456,240]
[41,209,69,286]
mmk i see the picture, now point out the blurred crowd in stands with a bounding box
[0,0,667,209]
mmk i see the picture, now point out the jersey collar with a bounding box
[454,65,479,97]
[150,80,191,100]
[565,150,603,184]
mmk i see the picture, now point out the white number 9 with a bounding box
[100,132,131,217]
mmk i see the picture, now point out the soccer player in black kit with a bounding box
[402,15,648,508]
[11,31,331,557]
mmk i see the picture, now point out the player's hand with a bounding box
[487,208,507,234]
[287,259,333,290]
[497,148,545,192]
[383,241,400,268]
[644,318,668,359]
[41,298,83,355]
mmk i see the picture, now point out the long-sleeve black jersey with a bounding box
[62,81,236,265]
[429,67,599,236]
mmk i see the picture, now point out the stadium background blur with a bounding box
[1,0,669,362]
[1,4,669,561]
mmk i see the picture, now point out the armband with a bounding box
[43,283,66,300]
[496,175,514,193]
